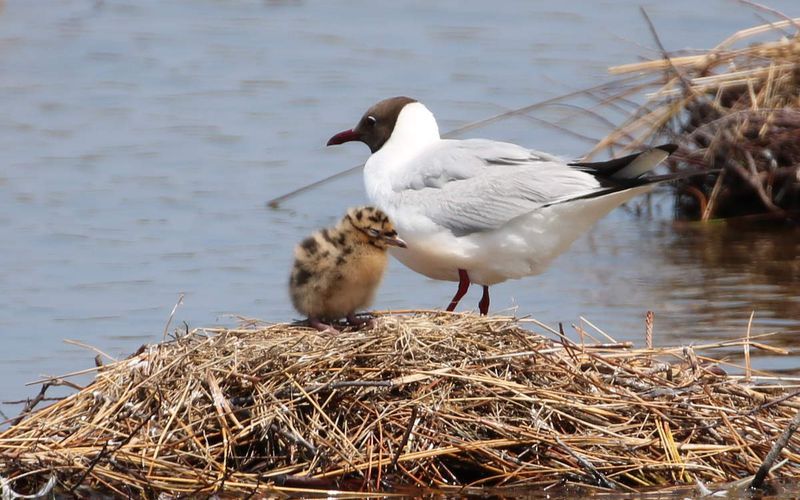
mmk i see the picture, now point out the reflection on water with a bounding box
[638,220,800,376]
[0,0,799,419]
[662,222,800,343]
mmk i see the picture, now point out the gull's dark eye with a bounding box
[366,115,377,126]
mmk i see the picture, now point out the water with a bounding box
[0,0,798,422]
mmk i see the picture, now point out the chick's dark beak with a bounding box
[327,129,362,146]
[383,235,407,248]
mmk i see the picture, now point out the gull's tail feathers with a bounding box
[569,144,679,179]
[545,146,716,208]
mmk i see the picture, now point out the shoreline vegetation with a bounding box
[1,311,799,497]
[589,13,800,222]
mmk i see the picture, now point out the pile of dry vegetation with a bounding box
[590,15,800,221]
[1,312,798,497]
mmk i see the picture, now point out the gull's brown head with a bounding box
[327,96,417,153]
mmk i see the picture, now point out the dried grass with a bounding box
[1,311,799,496]
[585,15,800,220]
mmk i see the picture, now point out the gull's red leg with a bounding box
[446,269,470,312]
[478,285,490,316]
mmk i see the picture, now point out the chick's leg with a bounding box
[309,316,339,334]
[346,313,376,330]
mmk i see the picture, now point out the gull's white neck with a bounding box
[364,102,440,204]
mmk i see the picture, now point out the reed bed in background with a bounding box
[587,15,800,221]
[1,312,799,497]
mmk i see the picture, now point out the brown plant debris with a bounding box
[589,15,800,221]
[1,312,799,496]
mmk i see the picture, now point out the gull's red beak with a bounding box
[327,129,362,146]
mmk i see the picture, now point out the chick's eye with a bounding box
[367,228,380,237]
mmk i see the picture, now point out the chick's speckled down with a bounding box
[289,206,405,331]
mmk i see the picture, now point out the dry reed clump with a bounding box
[590,16,800,221]
[1,312,799,497]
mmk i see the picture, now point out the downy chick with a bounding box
[289,206,406,333]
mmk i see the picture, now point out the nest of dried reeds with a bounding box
[1,312,799,497]
[590,15,800,221]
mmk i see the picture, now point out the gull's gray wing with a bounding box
[391,139,604,236]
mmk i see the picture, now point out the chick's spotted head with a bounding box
[344,206,407,249]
